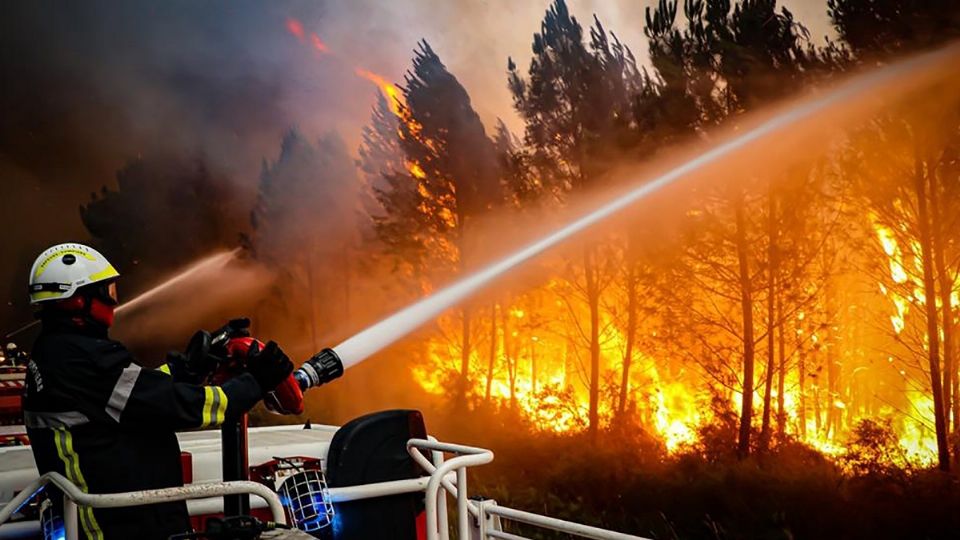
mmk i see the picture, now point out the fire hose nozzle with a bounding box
[295,348,344,391]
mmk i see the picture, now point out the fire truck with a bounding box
[0,333,645,540]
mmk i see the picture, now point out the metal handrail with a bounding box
[3,437,651,540]
[407,439,649,540]
[0,472,286,540]
[407,438,494,540]
[478,501,650,540]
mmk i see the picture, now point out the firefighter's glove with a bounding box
[247,340,294,394]
[184,329,219,382]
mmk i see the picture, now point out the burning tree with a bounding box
[639,0,821,458]
[509,0,641,439]
[342,0,960,468]
[829,0,960,471]
[365,42,503,403]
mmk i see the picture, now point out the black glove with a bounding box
[184,330,219,382]
[246,341,294,394]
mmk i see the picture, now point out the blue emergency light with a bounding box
[278,469,335,533]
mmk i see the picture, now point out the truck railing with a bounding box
[2,437,650,540]
[406,438,650,540]
[0,472,285,540]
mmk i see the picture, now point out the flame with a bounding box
[413,283,701,444]
[285,18,304,41]
[873,220,914,334]
[355,68,404,116]
[309,33,329,54]
[870,213,941,463]
[403,209,946,467]
[408,161,426,179]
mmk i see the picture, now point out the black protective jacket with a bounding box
[23,319,263,540]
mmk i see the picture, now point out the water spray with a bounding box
[116,248,240,314]
[4,249,241,339]
[320,43,960,372]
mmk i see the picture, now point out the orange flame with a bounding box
[355,68,404,116]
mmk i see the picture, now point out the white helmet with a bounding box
[28,243,119,304]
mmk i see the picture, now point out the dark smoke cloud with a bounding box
[0,0,830,335]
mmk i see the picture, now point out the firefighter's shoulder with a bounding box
[34,332,131,372]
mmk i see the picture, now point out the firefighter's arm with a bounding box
[112,339,292,430]
[55,336,291,430]
[118,369,263,430]
[54,341,262,430]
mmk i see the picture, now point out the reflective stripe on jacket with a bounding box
[24,321,262,540]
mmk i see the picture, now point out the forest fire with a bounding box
[354,68,404,116]
[6,0,960,537]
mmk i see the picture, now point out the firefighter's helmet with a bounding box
[28,243,119,304]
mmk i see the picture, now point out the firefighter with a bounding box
[4,342,25,366]
[22,243,294,539]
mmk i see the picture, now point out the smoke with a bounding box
[332,42,960,369]
[0,0,830,333]
[113,250,274,356]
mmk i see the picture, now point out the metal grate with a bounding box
[277,466,334,534]
[39,495,65,540]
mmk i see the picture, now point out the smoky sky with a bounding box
[0,0,831,334]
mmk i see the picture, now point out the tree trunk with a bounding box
[813,381,822,436]
[824,247,840,440]
[735,201,756,459]
[826,345,838,438]
[915,151,950,471]
[485,302,497,401]
[460,306,472,404]
[502,304,516,410]
[776,294,787,435]
[930,166,955,435]
[761,189,777,451]
[585,246,601,441]
[531,339,538,394]
[618,263,638,416]
[798,332,807,438]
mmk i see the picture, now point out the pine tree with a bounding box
[829,0,960,471]
[359,90,429,286]
[396,41,503,400]
[509,0,640,439]
[251,129,359,349]
[81,156,241,291]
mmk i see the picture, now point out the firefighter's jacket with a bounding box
[23,320,263,540]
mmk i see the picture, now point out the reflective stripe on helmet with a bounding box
[32,249,97,281]
[89,264,119,282]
